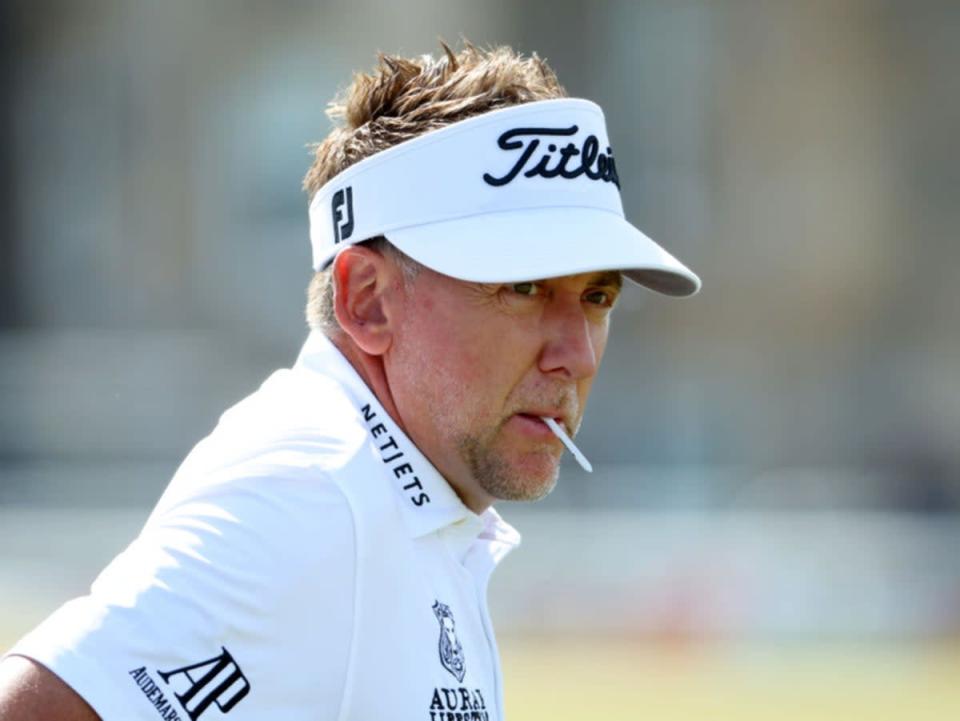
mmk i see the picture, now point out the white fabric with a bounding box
[7,333,520,721]
[309,98,701,297]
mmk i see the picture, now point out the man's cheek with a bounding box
[458,354,498,388]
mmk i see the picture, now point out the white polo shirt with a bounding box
[8,332,521,721]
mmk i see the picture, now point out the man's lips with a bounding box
[509,413,551,436]
[502,410,593,472]
[510,412,570,440]
[500,412,593,471]
[518,410,571,428]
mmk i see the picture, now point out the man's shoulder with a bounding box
[144,364,374,548]
[180,366,369,483]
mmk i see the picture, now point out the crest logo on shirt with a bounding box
[433,600,466,683]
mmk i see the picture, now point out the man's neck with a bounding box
[327,331,494,515]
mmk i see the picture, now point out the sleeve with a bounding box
[5,469,356,721]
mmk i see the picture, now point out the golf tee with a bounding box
[542,417,593,473]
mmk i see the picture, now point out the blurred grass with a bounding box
[501,636,960,721]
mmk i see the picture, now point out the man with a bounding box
[0,44,699,720]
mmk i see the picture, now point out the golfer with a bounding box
[0,43,699,721]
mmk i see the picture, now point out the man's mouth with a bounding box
[515,412,567,431]
[502,412,592,471]
[513,412,554,426]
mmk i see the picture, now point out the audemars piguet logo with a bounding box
[482,125,620,188]
[129,647,250,721]
[433,600,466,683]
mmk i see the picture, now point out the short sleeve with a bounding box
[6,469,356,721]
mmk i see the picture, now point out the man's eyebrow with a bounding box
[589,271,624,289]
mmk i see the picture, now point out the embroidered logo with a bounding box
[433,600,466,683]
[482,125,620,188]
[360,402,430,507]
[331,186,355,243]
[429,687,488,720]
[148,647,251,720]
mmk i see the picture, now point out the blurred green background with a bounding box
[2,1,959,718]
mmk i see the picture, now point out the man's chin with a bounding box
[479,454,560,503]
[504,473,558,503]
[459,432,562,503]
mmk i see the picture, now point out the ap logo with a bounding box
[158,647,251,719]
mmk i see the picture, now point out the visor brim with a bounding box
[383,207,701,297]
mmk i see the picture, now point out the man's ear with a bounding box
[332,245,400,356]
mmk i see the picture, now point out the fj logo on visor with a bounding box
[332,186,355,243]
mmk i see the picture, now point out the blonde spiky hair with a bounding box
[304,42,567,332]
[303,42,566,197]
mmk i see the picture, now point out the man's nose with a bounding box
[538,298,600,380]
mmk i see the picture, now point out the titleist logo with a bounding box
[482,125,620,188]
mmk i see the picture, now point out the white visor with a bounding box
[309,99,700,296]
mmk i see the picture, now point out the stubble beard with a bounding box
[456,424,560,503]
[405,351,572,503]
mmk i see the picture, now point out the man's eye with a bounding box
[584,290,617,308]
[511,282,539,296]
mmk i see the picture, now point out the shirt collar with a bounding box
[295,332,520,551]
